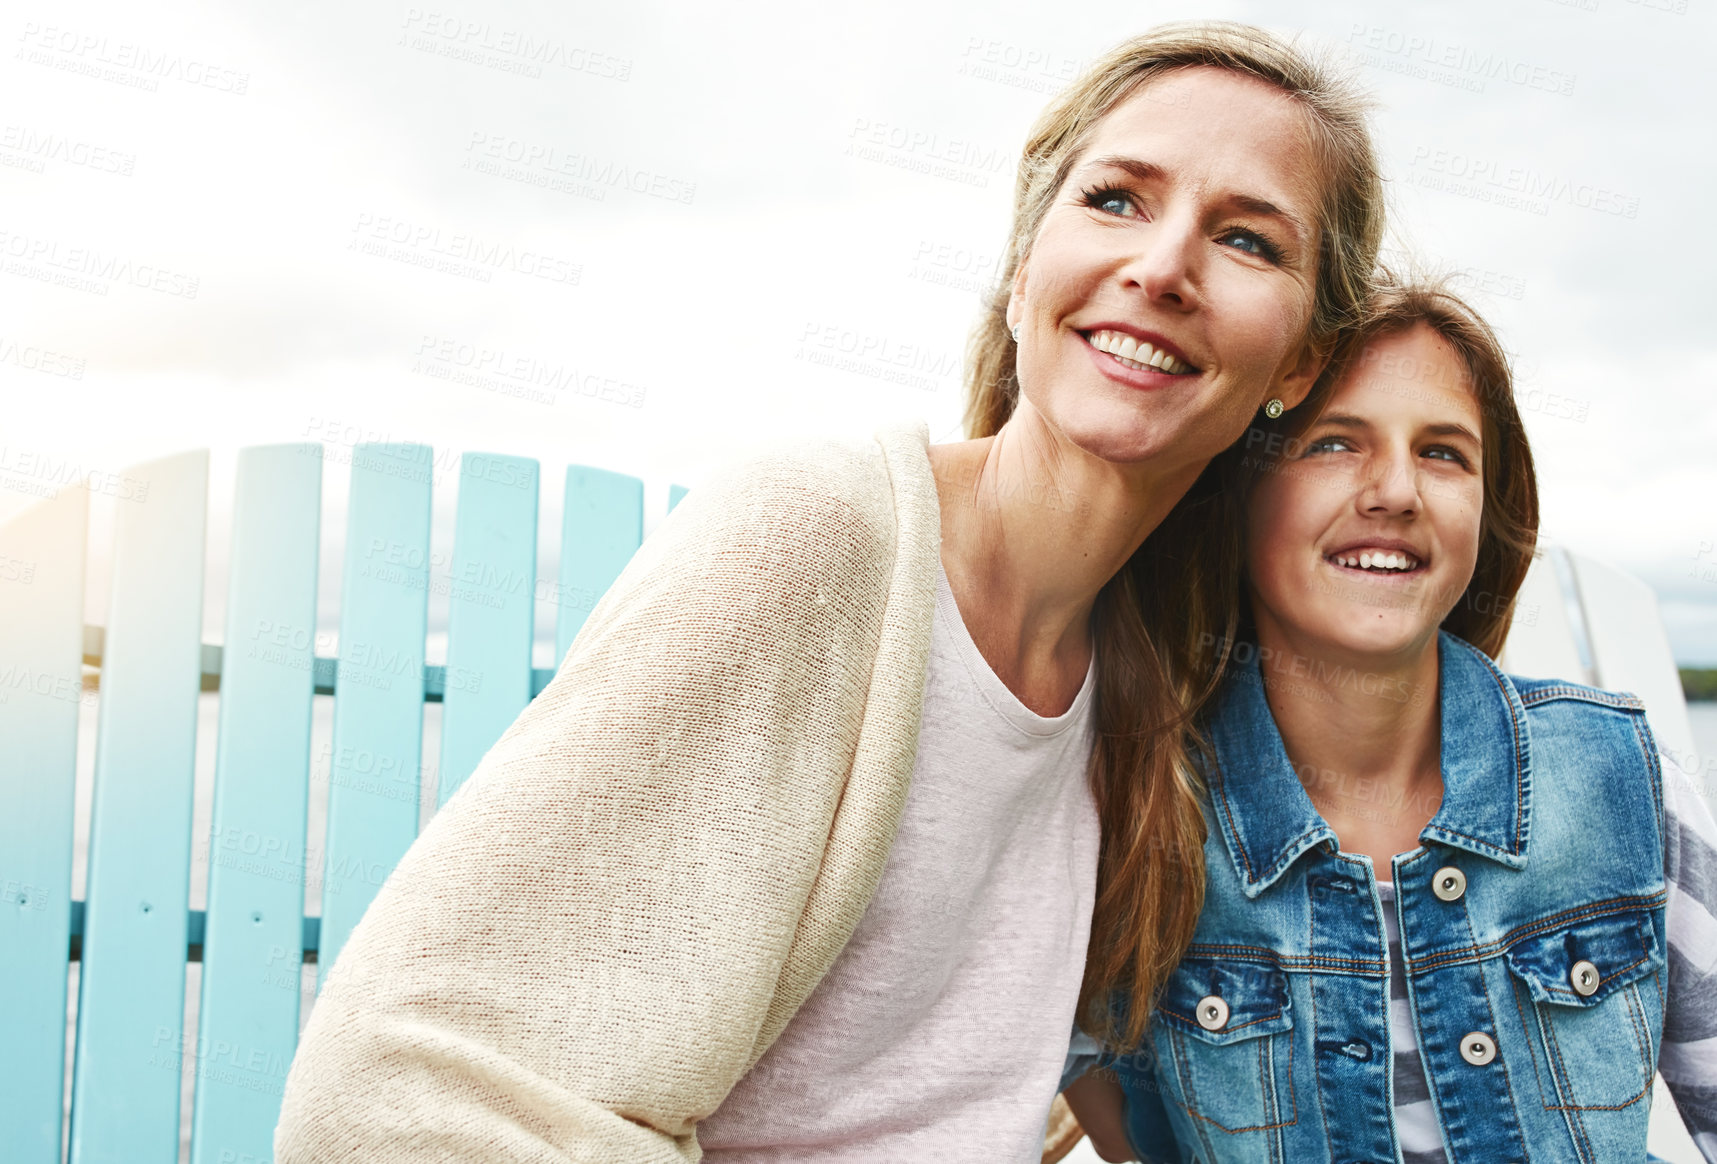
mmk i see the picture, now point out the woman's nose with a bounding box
[1117,209,1201,311]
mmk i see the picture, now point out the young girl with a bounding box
[1062,279,1717,1162]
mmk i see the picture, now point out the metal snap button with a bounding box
[1195,995,1229,1031]
[1459,1031,1496,1066]
[1570,959,1601,997]
[1432,866,1467,902]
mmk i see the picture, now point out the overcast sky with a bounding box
[3,0,1714,664]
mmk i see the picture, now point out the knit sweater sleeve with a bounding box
[275,433,929,1163]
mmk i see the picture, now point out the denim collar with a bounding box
[1206,630,1533,898]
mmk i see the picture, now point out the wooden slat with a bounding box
[189,445,323,1164]
[555,467,642,667]
[1497,548,1587,684]
[0,485,89,1164]
[69,451,209,1164]
[438,453,539,808]
[1566,549,1696,761]
[314,444,431,986]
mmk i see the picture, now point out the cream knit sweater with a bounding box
[275,420,947,1162]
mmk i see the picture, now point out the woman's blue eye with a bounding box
[1221,229,1283,263]
[1079,185,1137,216]
[1304,436,1352,455]
[1424,446,1470,467]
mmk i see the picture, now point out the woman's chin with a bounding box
[1036,391,1222,469]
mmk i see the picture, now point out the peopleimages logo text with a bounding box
[1410,147,1639,218]
[1346,25,1576,95]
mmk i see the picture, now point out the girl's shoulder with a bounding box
[1501,671,1660,776]
[1503,670,1650,716]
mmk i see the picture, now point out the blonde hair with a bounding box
[958,22,1386,1051]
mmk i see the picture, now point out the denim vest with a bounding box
[1107,631,1669,1164]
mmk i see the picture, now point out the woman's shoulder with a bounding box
[671,419,934,558]
[564,421,939,656]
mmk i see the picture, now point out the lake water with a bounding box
[1688,702,1717,798]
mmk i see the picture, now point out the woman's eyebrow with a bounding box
[1079,154,1307,244]
[1082,155,1166,185]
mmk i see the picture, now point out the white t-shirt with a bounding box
[698,560,1102,1161]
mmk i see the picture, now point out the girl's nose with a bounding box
[1358,447,1421,516]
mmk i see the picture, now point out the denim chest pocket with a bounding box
[1503,909,1664,1111]
[1153,956,1297,1136]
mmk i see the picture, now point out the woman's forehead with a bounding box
[1077,67,1321,213]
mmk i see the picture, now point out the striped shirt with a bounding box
[1379,752,1717,1163]
[1376,882,1446,1163]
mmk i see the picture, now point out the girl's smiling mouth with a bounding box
[1324,543,1427,576]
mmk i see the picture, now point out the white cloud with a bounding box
[2,0,1712,661]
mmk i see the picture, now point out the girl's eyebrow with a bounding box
[1308,412,1368,429]
[1425,421,1483,446]
[1311,413,1483,446]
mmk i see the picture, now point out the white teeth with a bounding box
[1331,550,1421,572]
[1086,329,1191,374]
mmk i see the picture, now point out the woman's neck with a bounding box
[927,404,1204,716]
[1253,623,1445,867]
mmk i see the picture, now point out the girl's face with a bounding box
[1246,323,1486,664]
[1007,65,1329,476]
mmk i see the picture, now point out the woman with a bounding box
[275,23,1382,1162]
[1064,279,1717,1162]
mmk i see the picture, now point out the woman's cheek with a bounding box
[1229,278,1311,377]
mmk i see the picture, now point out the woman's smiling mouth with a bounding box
[1079,328,1199,375]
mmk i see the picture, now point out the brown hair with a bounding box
[1241,272,1540,656]
[958,22,1385,1051]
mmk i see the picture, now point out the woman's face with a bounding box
[1246,323,1486,664]
[1008,65,1329,475]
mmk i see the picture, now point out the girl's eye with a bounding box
[1423,446,1472,468]
[1078,185,1140,217]
[1220,228,1283,263]
[1302,435,1353,455]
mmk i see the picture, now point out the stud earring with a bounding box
[1263,398,1285,419]
[1010,324,1020,343]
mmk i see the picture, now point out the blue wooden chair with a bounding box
[0,441,683,1164]
[1,441,1700,1163]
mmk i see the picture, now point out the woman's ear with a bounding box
[1006,260,1030,334]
